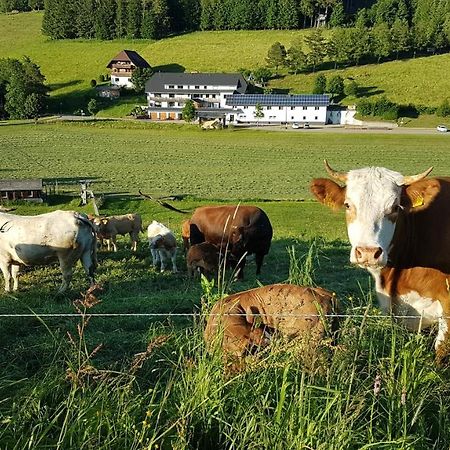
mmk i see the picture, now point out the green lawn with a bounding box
[1,12,450,117]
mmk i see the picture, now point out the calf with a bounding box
[371,266,450,364]
[187,242,219,278]
[204,284,336,360]
[93,214,142,252]
[147,220,178,273]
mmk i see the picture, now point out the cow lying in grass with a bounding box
[93,214,142,252]
[204,284,336,363]
[147,220,178,273]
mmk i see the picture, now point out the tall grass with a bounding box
[3,241,449,449]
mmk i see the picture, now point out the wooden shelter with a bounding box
[0,179,44,203]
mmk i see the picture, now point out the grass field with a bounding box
[2,121,450,200]
[1,12,450,118]
[1,122,450,448]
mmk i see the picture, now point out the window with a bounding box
[168,85,174,89]
[177,85,183,89]
[279,106,283,110]
[169,94,175,98]
[267,106,272,110]
[212,94,216,98]
[315,106,319,110]
[291,116,294,119]
[315,116,318,120]
[195,85,200,89]
[115,78,119,82]
[168,102,175,107]
[303,116,306,120]
[290,106,295,110]
[303,106,307,110]
[205,94,209,98]
[204,86,207,89]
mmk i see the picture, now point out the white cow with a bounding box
[147,220,178,273]
[0,210,97,292]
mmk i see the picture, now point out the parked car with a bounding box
[437,125,448,133]
[304,122,310,129]
[291,122,301,129]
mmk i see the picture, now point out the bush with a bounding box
[313,74,327,94]
[357,96,399,120]
[437,99,450,117]
[344,80,359,97]
[90,79,97,88]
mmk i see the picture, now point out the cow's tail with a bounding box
[76,213,98,271]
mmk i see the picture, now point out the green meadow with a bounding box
[1,122,450,448]
[1,12,450,118]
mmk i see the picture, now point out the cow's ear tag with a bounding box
[411,194,424,208]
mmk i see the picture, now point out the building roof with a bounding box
[107,50,151,69]
[145,72,247,94]
[0,179,43,191]
[225,94,330,107]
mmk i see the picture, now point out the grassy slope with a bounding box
[1,12,450,116]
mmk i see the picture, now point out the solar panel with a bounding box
[225,94,330,107]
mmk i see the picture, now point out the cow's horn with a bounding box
[324,160,347,183]
[402,167,433,185]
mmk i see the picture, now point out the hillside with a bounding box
[1,12,450,114]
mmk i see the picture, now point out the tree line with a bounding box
[0,0,42,12]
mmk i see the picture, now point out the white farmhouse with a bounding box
[107,50,151,89]
[145,72,247,121]
[225,94,330,125]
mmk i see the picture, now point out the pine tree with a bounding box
[312,74,326,94]
[76,0,95,38]
[278,0,298,29]
[95,0,116,39]
[304,28,327,71]
[126,0,141,38]
[327,75,344,99]
[329,1,345,27]
[287,38,308,74]
[130,67,153,93]
[371,22,392,62]
[182,99,196,122]
[266,42,287,71]
[253,103,264,125]
[115,0,127,38]
[390,18,410,59]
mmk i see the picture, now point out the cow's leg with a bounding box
[159,250,166,272]
[58,258,74,293]
[150,248,159,269]
[111,235,118,252]
[130,232,138,251]
[81,250,96,286]
[255,253,265,275]
[0,260,12,292]
[11,264,20,291]
[171,248,178,273]
[435,305,450,366]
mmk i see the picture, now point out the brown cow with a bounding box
[189,205,273,279]
[204,284,336,361]
[93,214,142,252]
[186,242,237,279]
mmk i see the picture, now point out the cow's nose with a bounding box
[355,246,383,266]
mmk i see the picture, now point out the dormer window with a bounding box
[195,86,200,89]
[168,85,174,89]
[177,85,183,89]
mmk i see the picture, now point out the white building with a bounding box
[145,72,247,121]
[225,94,330,125]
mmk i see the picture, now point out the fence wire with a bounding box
[0,312,447,320]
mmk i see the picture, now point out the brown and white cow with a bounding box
[204,284,336,360]
[311,160,450,360]
[0,210,97,292]
[189,205,273,279]
[93,214,142,252]
[147,220,178,273]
